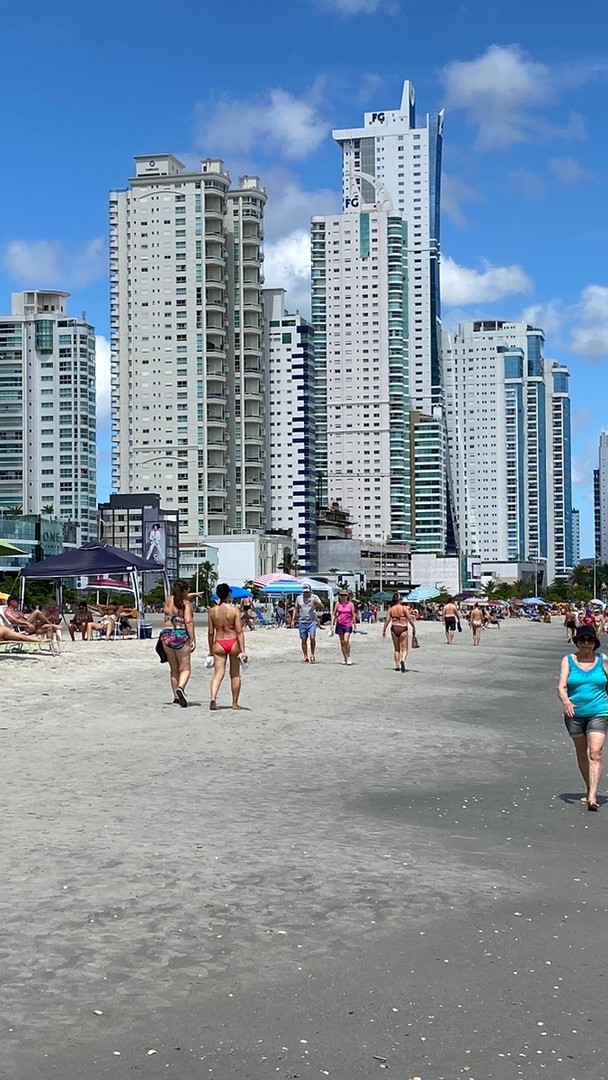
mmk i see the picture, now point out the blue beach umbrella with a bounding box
[211,585,252,601]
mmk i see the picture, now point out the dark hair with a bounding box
[8,596,18,605]
[391,593,399,604]
[216,582,231,602]
[172,579,189,610]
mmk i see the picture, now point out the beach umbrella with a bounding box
[522,596,545,605]
[262,581,305,595]
[371,591,394,602]
[253,572,300,586]
[86,578,134,592]
[0,539,27,556]
[405,585,441,602]
[461,597,489,606]
[590,598,606,608]
[211,585,252,601]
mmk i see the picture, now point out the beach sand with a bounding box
[3,618,608,1077]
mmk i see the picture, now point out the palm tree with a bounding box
[482,578,498,600]
[41,504,54,516]
[6,504,23,518]
[193,560,218,606]
[278,549,299,575]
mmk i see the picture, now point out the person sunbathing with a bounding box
[0,625,46,645]
[86,605,119,641]
[3,597,55,635]
[69,602,93,641]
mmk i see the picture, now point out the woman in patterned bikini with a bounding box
[160,580,196,707]
[208,583,247,711]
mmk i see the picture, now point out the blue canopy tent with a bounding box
[18,542,169,638]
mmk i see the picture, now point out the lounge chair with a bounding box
[0,606,61,655]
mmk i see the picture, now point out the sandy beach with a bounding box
[3,617,608,1078]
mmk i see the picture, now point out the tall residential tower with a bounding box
[312,81,452,551]
[0,290,97,539]
[594,432,608,563]
[263,288,317,572]
[442,320,573,582]
[110,156,266,545]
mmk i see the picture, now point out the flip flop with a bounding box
[588,801,600,811]
[209,700,217,711]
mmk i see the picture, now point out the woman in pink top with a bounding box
[332,588,357,666]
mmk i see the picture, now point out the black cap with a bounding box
[574,626,600,648]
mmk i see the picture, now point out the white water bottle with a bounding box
[239,652,249,673]
[204,654,214,669]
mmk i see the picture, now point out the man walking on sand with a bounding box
[291,582,324,663]
[442,599,459,644]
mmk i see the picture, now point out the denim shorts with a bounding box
[299,620,317,640]
[564,715,608,738]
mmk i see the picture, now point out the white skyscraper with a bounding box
[442,320,573,582]
[594,433,608,562]
[263,288,316,571]
[110,156,266,544]
[312,81,453,552]
[0,290,97,538]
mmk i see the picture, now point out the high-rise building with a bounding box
[442,320,573,581]
[312,81,451,551]
[571,507,580,567]
[0,290,97,539]
[594,432,608,562]
[110,156,266,545]
[263,288,316,571]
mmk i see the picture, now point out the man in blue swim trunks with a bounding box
[291,582,324,663]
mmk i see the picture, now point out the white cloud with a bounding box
[569,285,608,360]
[442,45,586,149]
[95,335,111,421]
[442,173,481,229]
[522,301,563,335]
[197,88,330,161]
[441,255,532,306]
[549,156,590,183]
[264,170,339,241]
[3,237,106,288]
[263,230,312,315]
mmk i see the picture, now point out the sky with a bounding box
[1,0,607,557]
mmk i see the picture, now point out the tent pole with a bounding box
[132,571,141,639]
[19,573,25,608]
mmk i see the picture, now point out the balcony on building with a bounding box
[244,377,262,399]
[205,289,225,311]
[207,450,227,472]
[205,241,224,264]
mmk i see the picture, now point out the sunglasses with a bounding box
[577,637,596,644]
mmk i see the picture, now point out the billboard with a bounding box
[142,510,166,567]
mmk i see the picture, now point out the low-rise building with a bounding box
[98,493,180,580]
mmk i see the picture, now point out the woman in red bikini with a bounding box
[207,583,247,711]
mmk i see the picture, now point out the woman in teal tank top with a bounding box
[558,627,608,811]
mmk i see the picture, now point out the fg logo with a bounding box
[345,196,360,208]
[371,112,386,123]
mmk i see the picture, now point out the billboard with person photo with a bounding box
[142,511,166,567]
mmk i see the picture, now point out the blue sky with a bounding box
[1,0,607,557]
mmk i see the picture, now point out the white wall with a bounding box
[411,553,460,595]
[214,540,256,584]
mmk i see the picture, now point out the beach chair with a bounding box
[0,606,61,656]
[254,607,273,629]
